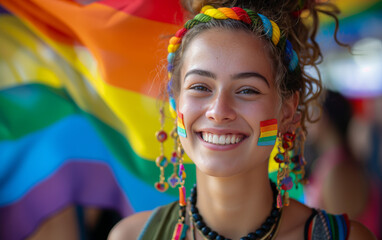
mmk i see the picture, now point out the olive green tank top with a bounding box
[138,201,349,240]
[138,201,179,240]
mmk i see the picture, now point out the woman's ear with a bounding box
[280,92,300,132]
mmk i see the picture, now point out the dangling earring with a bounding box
[171,135,189,240]
[167,97,181,188]
[168,119,181,188]
[274,131,296,208]
[154,104,169,192]
[291,126,308,186]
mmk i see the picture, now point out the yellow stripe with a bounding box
[0,15,194,162]
[259,130,277,138]
[0,15,62,89]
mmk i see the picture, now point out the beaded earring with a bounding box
[274,131,296,208]
[168,118,181,188]
[291,126,308,186]
[171,137,188,240]
[154,104,169,192]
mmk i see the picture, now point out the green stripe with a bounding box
[258,135,277,142]
[328,214,337,240]
[0,84,78,140]
[0,83,196,196]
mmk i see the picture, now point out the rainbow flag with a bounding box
[0,1,197,239]
[177,112,186,138]
[258,119,278,146]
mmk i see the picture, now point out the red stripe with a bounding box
[232,7,251,25]
[260,119,277,127]
[308,219,313,240]
[99,0,186,25]
[175,28,187,38]
[344,214,350,240]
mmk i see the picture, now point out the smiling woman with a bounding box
[108,0,376,240]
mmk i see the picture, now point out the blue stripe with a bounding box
[257,140,276,146]
[257,13,273,40]
[321,210,333,238]
[0,115,175,211]
[177,126,186,138]
[335,215,345,240]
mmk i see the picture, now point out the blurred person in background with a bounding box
[305,90,381,238]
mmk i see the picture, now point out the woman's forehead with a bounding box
[181,29,274,82]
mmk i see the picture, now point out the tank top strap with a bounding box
[305,209,350,240]
[138,201,179,240]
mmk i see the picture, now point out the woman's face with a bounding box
[178,29,294,177]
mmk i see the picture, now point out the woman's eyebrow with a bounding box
[184,69,216,81]
[232,72,270,87]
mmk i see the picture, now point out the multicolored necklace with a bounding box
[188,181,282,240]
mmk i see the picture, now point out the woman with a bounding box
[109,0,376,239]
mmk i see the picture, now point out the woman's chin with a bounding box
[194,159,242,178]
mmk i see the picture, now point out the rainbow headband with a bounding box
[167,5,300,115]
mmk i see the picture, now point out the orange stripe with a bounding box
[260,125,277,132]
[0,0,181,98]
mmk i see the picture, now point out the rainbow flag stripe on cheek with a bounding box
[258,119,278,146]
[177,112,187,138]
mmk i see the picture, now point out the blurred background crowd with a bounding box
[0,0,381,239]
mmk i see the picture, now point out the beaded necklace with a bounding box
[188,181,282,240]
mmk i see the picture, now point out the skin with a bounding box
[108,29,376,240]
[27,206,79,240]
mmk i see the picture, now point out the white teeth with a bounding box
[213,135,219,144]
[203,132,207,140]
[219,135,225,144]
[201,132,244,145]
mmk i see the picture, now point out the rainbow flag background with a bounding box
[0,1,196,239]
[0,0,379,239]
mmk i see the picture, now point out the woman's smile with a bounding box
[177,28,280,175]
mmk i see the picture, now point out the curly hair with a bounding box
[167,0,345,132]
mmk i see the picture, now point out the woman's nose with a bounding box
[205,92,237,123]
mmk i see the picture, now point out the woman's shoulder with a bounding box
[348,220,377,240]
[279,199,376,239]
[108,201,179,240]
[108,210,153,240]
[278,199,314,239]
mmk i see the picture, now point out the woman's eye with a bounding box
[190,85,210,92]
[238,88,260,95]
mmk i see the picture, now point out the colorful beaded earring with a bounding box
[274,131,296,208]
[291,126,308,186]
[168,118,181,188]
[171,137,188,240]
[154,104,169,192]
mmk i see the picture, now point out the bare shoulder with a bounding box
[348,220,377,240]
[277,199,313,239]
[108,210,153,240]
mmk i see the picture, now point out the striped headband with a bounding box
[167,5,300,115]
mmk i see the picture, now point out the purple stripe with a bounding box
[0,160,134,240]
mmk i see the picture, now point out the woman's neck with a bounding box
[194,166,274,240]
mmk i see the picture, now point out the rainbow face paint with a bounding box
[258,119,277,146]
[177,112,187,138]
